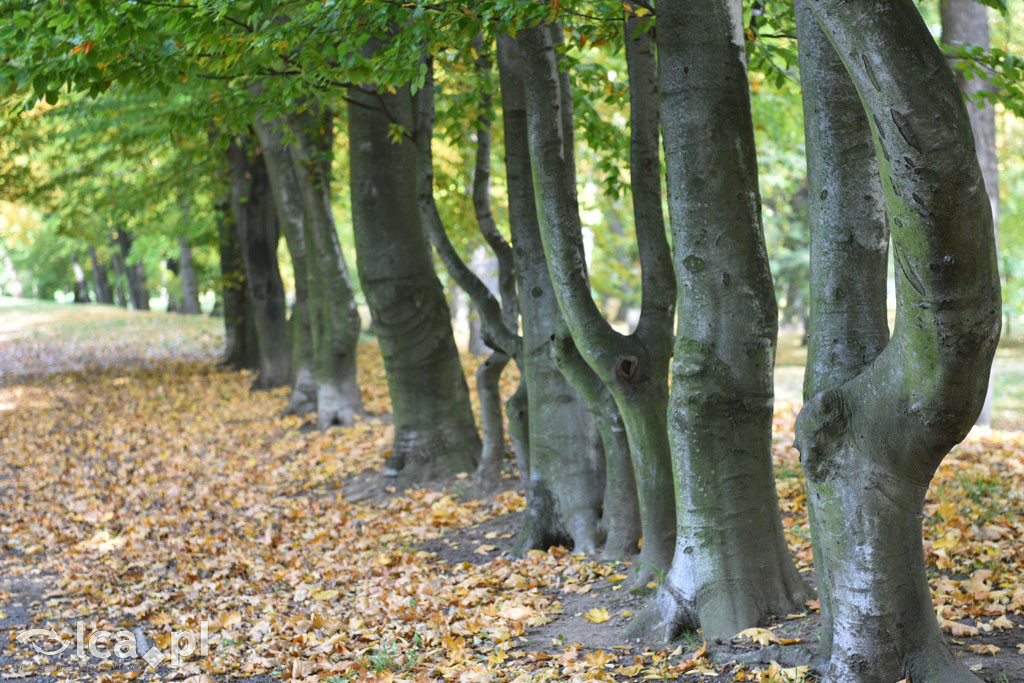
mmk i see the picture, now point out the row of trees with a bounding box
[0,1,1017,681]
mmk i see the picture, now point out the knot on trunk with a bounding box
[616,355,639,381]
[794,388,850,484]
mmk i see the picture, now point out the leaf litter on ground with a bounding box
[0,304,1021,682]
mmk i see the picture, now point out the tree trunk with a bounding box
[216,199,258,370]
[413,52,520,491]
[497,34,606,555]
[467,310,489,357]
[88,246,113,304]
[942,0,999,427]
[794,1,1001,680]
[71,254,91,303]
[226,133,290,390]
[552,331,640,561]
[109,247,127,308]
[515,20,675,577]
[795,0,890,665]
[287,107,364,428]
[628,0,810,642]
[348,75,479,485]
[115,228,149,311]
[178,236,201,315]
[475,350,512,483]
[254,116,318,417]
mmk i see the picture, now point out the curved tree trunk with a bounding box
[254,116,318,417]
[226,133,290,390]
[497,33,606,556]
[178,236,201,315]
[88,246,113,304]
[628,0,810,643]
[348,76,479,485]
[795,1,1001,680]
[288,107,364,429]
[515,20,675,578]
[942,0,999,427]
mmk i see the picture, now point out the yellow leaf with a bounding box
[311,589,339,601]
[991,615,1013,630]
[606,573,628,583]
[733,627,780,646]
[583,607,610,624]
[966,643,1000,655]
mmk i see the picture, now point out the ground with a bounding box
[0,298,1022,682]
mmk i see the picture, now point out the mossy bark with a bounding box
[514,20,675,575]
[498,34,606,555]
[795,1,1001,680]
[628,0,810,643]
[348,78,479,485]
[552,331,641,561]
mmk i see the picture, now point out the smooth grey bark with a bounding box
[497,34,605,555]
[226,133,290,390]
[794,0,890,665]
[178,236,201,315]
[516,19,675,575]
[287,107,364,428]
[216,200,259,371]
[348,76,480,485]
[413,52,521,490]
[794,1,1001,680]
[942,0,999,427]
[254,116,319,417]
[88,246,113,304]
[627,0,810,643]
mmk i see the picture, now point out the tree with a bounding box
[942,0,1001,427]
[515,18,675,575]
[88,245,113,304]
[625,0,810,642]
[794,0,1001,679]
[254,113,319,416]
[348,64,480,485]
[496,33,608,556]
[225,132,291,389]
[413,49,524,490]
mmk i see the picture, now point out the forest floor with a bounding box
[0,299,1022,682]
